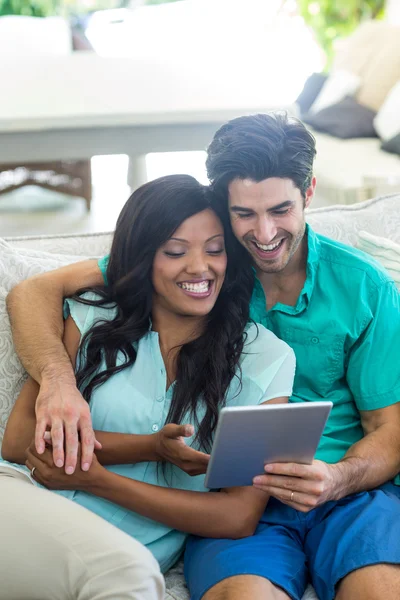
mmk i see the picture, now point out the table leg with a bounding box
[127,155,148,192]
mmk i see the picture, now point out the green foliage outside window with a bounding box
[0,0,181,16]
[297,0,386,68]
[0,0,57,16]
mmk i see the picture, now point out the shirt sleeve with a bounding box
[239,324,296,405]
[347,280,400,411]
[260,349,296,402]
[63,291,117,337]
[98,255,109,284]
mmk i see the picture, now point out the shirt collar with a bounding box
[252,224,321,316]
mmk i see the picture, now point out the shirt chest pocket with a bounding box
[284,327,345,397]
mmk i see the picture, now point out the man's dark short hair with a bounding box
[206,112,317,198]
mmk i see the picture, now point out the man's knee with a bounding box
[203,575,290,600]
[336,564,400,600]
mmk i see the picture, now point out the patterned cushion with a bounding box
[0,239,87,443]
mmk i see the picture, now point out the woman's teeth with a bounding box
[255,240,283,252]
[178,281,210,293]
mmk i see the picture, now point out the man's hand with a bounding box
[25,441,104,491]
[155,424,210,476]
[35,377,98,474]
[253,460,339,512]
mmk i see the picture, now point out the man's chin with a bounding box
[248,248,290,274]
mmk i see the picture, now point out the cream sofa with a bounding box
[1,193,400,600]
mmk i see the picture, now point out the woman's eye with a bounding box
[164,251,185,258]
[207,248,225,255]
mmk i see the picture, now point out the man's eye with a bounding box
[273,209,289,216]
[237,213,253,219]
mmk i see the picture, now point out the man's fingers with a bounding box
[253,484,318,511]
[50,420,66,469]
[35,418,49,454]
[264,462,319,479]
[253,474,321,496]
[64,423,79,475]
[79,422,96,472]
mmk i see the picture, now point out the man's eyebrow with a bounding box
[268,200,294,211]
[230,200,294,213]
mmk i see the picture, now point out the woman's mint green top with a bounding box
[1,294,295,573]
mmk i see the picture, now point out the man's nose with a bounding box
[254,217,277,244]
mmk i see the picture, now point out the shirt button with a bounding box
[152,424,159,432]
[311,337,319,344]
[156,396,164,403]
[160,369,165,375]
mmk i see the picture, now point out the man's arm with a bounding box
[0,376,207,472]
[6,259,103,473]
[2,315,210,476]
[253,402,400,511]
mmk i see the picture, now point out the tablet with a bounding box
[204,402,332,489]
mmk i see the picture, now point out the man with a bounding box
[7,113,400,600]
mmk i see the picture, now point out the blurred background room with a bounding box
[0,0,399,236]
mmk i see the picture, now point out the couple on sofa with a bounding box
[1,113,400,600]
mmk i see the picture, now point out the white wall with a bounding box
[386,0,400,23]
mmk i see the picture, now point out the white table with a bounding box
[0,53,297,188]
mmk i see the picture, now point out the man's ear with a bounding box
[304,176,316,209]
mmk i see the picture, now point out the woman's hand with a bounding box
[25,440,104,492]
[155,424,210,476]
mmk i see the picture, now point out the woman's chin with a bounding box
[177,298,217,318]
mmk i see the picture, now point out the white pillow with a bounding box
[0,239,89,445]
[309,69,361,114]
[373,81,400,141]
[357,230,400,288]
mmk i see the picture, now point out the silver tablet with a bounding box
[204,401,332,489]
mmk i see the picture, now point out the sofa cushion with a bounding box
[296,72,329,115]
[381,133,400,157]
[308,70,360,115]
[333,21,400,112]
[357,231,400,288]
[306,193,400,246]
[374,81,400,141]
[0,239,87,444]
[303,96,377,139]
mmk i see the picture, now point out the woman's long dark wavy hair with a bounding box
[73,174,254,452]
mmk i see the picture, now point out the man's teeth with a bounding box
[255,240,282,251]
[178,281,210,293]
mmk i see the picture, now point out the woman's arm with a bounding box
[6,259,104,472]
[25,397,288,539]
[26,444,270,539]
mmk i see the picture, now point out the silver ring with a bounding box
[31,467,36,478]
[290,491,294,502]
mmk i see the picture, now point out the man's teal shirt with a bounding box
[98,225,400,465]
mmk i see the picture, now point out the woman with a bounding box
[0,175,295,599]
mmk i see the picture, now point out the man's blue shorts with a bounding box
[184,483,400,600]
